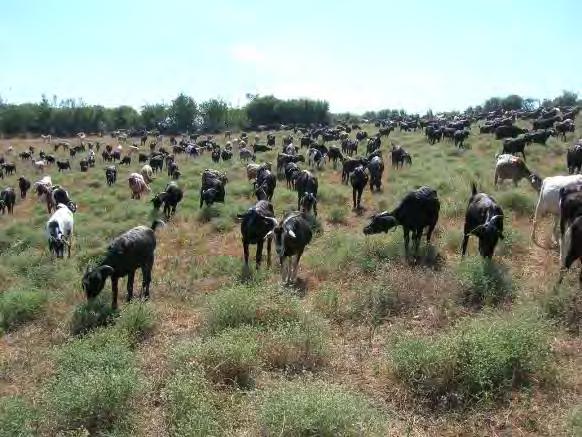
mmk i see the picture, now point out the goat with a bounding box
[557,184,582,286]
[461,183,504,258]
[255,167,277,202]
[17,176,31,199]
[494,154,542,188]
[152,182,183,218]
[350,165,368,209]
[0,187,16,214]
[105,166,117,186]
[367,156,384,191]
[391,144,412,168]
[128,173,151,199]
[141,164,154,183]
[46,204,74,258]
[363,186,440,258]
[237,200,279,271]
[200,169,227,207]
[294,170,318,211]
[273,212,313,284]
[532,175,582,249]
[82,220,164,309]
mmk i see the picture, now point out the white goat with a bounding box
[532,174,582,248]
[128,173,150,199]
[46,204,74,258]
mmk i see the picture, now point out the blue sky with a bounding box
[1,0,580,113]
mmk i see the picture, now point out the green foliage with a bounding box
[168,93,198,132]
[568,406,582,437]
[542,285,582,334]
[349,283,408,325]
[206,284,303,333]
[246,95,330,127]
[313,288,341,320]
[163,370,221,436]
[46,328,139,432]
[0,396,38,437]
[497,191,535,216]
[328,206,347,224]
[115,301,156,343]
[174,326,261,387]
[69,298,117,336]
[200,98,229,132]
[389,312,552,405]
[259,381,387,436]
[457,258,513,307]
[0,289,47,332]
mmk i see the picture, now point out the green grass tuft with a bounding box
[457,258,513,307]
[0,288,47,332]
[0,396,38,437]
[69,298,117,336]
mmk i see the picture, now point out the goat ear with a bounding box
[99,265,115,277]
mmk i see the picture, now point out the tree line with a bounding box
[0,94,331,137]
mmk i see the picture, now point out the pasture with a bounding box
[1,117,581,436]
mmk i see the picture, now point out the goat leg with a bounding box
[256,240,264,269]
[126,271,135,302]
[142,263,152,300]
[111,277,119,310]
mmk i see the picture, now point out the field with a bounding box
[1,118,581,436]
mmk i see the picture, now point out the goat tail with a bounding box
[151,219,166,232]
[471,181,477,196]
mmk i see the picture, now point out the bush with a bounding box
[389,312,552,405]
[46,328,139,432]
[116,301,156,343]
[259,381,387,436]
[542,285,582,334]
[206,284,303,333]
[197,205,221,223]
[498,191,534,217]
[349,283,408,325]
[0,289,47,332]
[69,298,117,336]
[0,396,37,437]
[163,370,221,436]
[260,315,328,370]
[457,258,513,307]
[313,288,342,320]
[328,207,347,225]
[174,326,261,387]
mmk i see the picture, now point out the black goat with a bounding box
[255,167,277,202]
[461,183,504,258]
[350,165,368,209]
[367,156,384,191]
[0,187,16,214]
[567,143,582,174]
[120,156,131,166]
[273,212,313,284]
[557,184,582,287]
[363,186,440,258]
[56,160,71,172]
[294,170,318,211]
[53,187,77,212]
[152,182,183,218]
[285,162,301,189]
[200,169,227,207]
[17,176,31,199]
[391,145,412,168]
[501,135,529,160]
[105,165,117,186]
[237,200,278,271]
[82,220,164,309]
[341,157,368,183]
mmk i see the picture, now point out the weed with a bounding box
[0,288,47,332]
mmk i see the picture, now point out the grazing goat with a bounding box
[238,200,279,270]
[532,174,582,249]
[82,220,164,309]
[367,156,384,191]
[494,154,542,188]
[46,204,74,258]
[308,148,325,168]
[128,173,151,199]
[501,135,530,160]
[391,145,412,168]
[567,143,582,174]
[105,166,117,186]
[56,160,71,172]
[363,186,440,258]
[341,157,368,184]
[141,164,154,183]
[239,147,255,162]
[350,165,368,209]
[461,183,504,258]
[273,212,313,284]
[0,187,16,214]
[200,169,227,207]
[246,162,271,181]
[152,182,183,218]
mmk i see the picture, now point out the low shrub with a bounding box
[261,315,328,370]
[349,283,408,325]
[313,288,342,320]
[46,328,139,432]
[197,205,221,223]
[259,381,387,436]
[0,289,47,332]
[389,312,552,406]
[542,285,582,334]
[206,284,303,333]
[69,298,117,336]
[116,301,156,343]
[498,191,534,217]
[328,207,348,225]
[174,326,261,388]
[0,396,38,437]
[163,370,221,436]
[457,258,513,307]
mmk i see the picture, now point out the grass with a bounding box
[389,311,552,406]
[0,396,38,437]
[259,381,387,436]
[1,117,581,435]
[45,328,139,433]
[0,288,47,333]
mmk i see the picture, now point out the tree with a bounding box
[501,94,523,111]
[522,98,538,111]
[483,97,502,112]
[141,104,168,130]
[552,90,578,107]
[112,105,140,130]
[168,93,198,133]
[200,99,228,132]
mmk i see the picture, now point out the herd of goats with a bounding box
[0,104,581,309]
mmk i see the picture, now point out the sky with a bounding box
[0,0,580,114]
